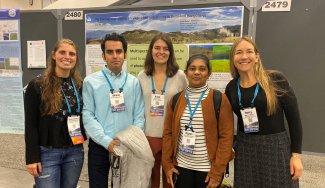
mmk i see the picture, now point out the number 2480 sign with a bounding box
[262,0,292,12]
[65,11,83,20]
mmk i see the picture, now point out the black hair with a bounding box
[185,54,211,74]
[100,32,127,54]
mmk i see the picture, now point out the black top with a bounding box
[225,72,302,153]
[24,76,87,164]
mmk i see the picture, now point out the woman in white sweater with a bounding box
[138,32,187,188]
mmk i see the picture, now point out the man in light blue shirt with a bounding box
[82,33,145,188]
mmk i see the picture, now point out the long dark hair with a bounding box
[143,32,179,77]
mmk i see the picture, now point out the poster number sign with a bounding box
[65,11,83,20]
[262,0,291,11]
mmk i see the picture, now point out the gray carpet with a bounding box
[1,134,324,188]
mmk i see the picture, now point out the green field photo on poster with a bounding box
[189,44,231,73]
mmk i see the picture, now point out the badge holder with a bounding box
[150,93,165,116]
[240,107,259,133]
[67,115,84,145]
[179,129,196,155]
[110,92,126,112]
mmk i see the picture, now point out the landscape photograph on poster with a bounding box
[85,6,243,44]
[84,6,243,76]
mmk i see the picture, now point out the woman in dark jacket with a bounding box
[25,39,86,188]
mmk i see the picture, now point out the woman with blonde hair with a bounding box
[225,36,303,187]
[25,39,86,188]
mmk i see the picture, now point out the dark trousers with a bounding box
[175,166,223,188]
[88,138,111,188]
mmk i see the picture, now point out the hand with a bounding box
[290,155,303,180]
[26,162,42,177]
[166,168,179,188]
[205,175,220,188]
[107,139,120,156]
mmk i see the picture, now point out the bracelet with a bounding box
[291,155,301,159]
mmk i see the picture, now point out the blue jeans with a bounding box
[34,145,84,188]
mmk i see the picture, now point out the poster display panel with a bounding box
[85,6,244,91]
[0,9,24,134]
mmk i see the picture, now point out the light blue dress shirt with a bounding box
[82,68,145,149]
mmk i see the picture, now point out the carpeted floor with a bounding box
[1,134,324,188]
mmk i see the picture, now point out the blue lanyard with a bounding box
[237,78,259,109]
[61,78,80,114]
[150,74,168,94]
[185,89,206,131]
[102,70,128,93]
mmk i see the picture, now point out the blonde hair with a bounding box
[229,37,280,115]
[40,39,82,115]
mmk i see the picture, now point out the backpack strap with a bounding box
[212,89,222,121]
[171,91,183,111]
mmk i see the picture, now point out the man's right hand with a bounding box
[108,139,120,156]
[26,162,42,177]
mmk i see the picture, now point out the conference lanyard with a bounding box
[237,78,259,109]
[185,89,206,131]
[151,74,168,94]
[61,78,80,114]
[102,70,128,93]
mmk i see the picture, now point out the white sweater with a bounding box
[138,69,187,137]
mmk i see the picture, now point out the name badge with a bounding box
[109,92,126,112]
[179,130,196,155]
[150,93,165,116]
[240,107,259,133]
[67,115,84,145]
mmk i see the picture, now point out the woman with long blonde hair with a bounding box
[225,37,303,187]
[24,39,86,188]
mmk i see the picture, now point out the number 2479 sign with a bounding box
[262,0,291,12]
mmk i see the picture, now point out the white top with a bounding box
[138,69,187,137]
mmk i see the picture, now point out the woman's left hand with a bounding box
[205,175,220,188]
[290,154,303,180]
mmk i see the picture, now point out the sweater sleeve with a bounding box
[209,93,234,183]
[79,86,87,140]
[162,96,175,174]
[273,72,303,153]
[24,79,41,164]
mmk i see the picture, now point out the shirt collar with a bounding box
[104,67,124,78]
